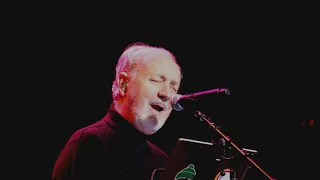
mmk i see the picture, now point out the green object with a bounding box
[175,164,196,180]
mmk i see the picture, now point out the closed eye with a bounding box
[150,78,162,82]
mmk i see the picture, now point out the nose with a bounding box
[157,85,172,102]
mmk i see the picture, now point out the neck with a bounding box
[114,100,133,125]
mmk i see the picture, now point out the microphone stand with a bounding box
[194,109,276,180]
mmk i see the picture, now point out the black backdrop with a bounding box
[18,9,318,180]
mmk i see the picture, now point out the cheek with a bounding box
[141,86,158,98]
[131,81,159,102]
[130,91,149,108]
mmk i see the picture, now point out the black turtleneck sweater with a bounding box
[52,103,168,180]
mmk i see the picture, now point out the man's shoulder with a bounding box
[67,119,115,144]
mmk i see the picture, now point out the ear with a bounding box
[118,72,130,96]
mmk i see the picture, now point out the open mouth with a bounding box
[150,104,164,112]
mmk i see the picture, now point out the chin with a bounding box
[144,129,157,135]
[136,115,163,135]
[137,125,158,135]
[148,124,164,134]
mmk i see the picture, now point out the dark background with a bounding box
[13,7,318,180]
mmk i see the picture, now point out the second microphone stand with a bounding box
[194,109,276,180]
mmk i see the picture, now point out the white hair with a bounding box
[111,42,182,101]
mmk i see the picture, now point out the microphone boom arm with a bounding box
[172,88,231,111]
[182,88,230,99]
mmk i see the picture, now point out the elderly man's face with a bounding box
[124,53,181,135]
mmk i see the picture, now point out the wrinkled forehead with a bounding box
[136,50,181,77]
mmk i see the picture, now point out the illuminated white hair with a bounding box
[111,42,182,101]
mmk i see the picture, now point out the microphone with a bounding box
[171,88,230,111]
